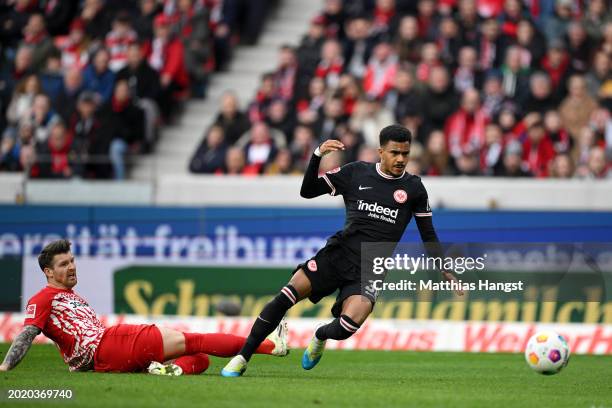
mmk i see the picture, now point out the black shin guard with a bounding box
[315,315,361,341]
[239,285,298,361]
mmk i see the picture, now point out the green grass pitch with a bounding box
[1,344,610,408]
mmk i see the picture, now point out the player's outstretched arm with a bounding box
[0,325,41,371]
[300,140,345,199]
[416,217,464,296]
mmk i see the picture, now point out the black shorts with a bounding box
[293,244,376,318]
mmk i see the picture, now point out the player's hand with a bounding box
[319,140,345,156]
[442,270,465,296]
[0,363,9,371]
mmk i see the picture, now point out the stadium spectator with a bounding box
[39,51,64,101]
[515,19,546,70]
[544,110,571,154]
[481,70,507,116]
[20,13,54,72]
[296,77,327,120]
[315,39,344,89]
[189,125,228,174]
[362,41,398,99]
[56,18,91,71]
[1,118,34,172]
[289,124,318,172]
[385,68,421,123]
[134,0,162,42]
[30,93,61,144]
[436,16,462,67]
[34,121,77,179]
[445,88,489,159]
[148,13,189,120]
[497,140,532,177]
[415,42,442,82]
[314,96,347,142]
[296,16,326,85]
[240,122,279,172]
[500,46,530,102]
[476,18,505,71]
[395,15,422,64]
[213,92,251,146]
[338,74,361,116]
[80,0,112,40]
[68,92,108,179]
[522,72,559,115]
[335,124,363,164]
[566,21,592,73]
[98,80,145,180]
[10,46,35,85]
[319,0,346,39]
[453,46,483,93]
[265,100,295,144]
[248,73,276,122]
[582,0,610,43]
[576,146,611,179]
[480,123,504,175]
[174,0,211,98]
[55,67,84,123]
[572,125,597,169]
[105,12,138,72]
[543,0,573,43]
[222,146,249,175]
[82,48,115,104]
[343,15,376,79]
[264,148,300,175]
[117,43,161,148]
[6,75,41,130]
[549,153,575,178]
[350,95,394,147]
[559,75,599,139]
[422,129,450,176]
[273,46,298,102]
[421,66,459,131]
[585,51,611,100]
[522,120,555,178]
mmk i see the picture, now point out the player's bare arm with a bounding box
[300,140,345,198]
[0,325,41,371]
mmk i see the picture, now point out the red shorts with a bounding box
[94,324,165,372]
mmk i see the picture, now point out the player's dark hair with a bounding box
[379,124,412,146]
[38,239,71,271]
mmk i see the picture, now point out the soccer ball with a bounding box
[524,330,570,375]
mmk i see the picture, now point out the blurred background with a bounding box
[0,0,611,354]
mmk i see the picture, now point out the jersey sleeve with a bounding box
[321,162,357,196]
[411,178,432,217]
[23,291,53,330]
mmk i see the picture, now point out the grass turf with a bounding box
[0,344,610,408]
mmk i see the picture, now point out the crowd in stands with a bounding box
[190,0,612,179]
[0,0,273,179]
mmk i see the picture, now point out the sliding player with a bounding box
[0,240,287,375]
[222,124,461,377]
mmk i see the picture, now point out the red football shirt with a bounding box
[24,286,106,371]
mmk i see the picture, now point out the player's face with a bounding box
[45,252,77,289]
[378,141,410,177]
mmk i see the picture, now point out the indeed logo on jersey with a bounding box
[357,200,398,224]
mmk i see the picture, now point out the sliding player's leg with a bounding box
[303,292,374,370]
[221,268,312,377]
[149,325,289,376]
[157,325,288,360]
[149,353,210,376]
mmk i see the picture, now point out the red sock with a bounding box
[174,353,210,375]
[183,333,275,357]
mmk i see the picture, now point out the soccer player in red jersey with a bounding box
[0,240,287,375]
